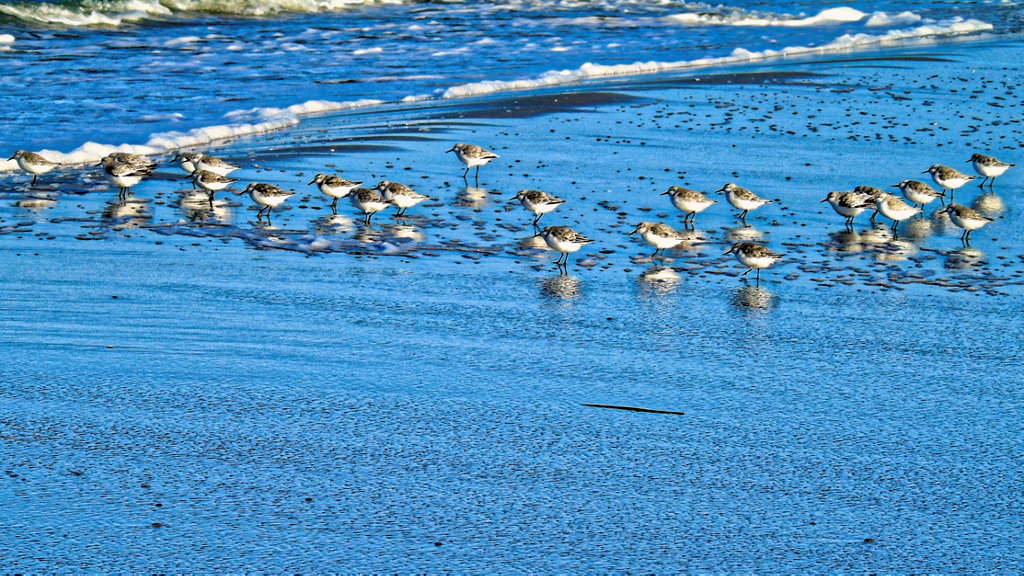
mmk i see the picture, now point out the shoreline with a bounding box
[2,29,1023,572]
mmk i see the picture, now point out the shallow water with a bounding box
[3,3,1024,572]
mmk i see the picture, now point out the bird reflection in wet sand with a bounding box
[102,197,151,229]
[725,224,763,243]
[353,224,386,245]
[384,223,425,242]
[731,286,776,312]
[312,214,355,236]
[902,215,934,240]
[826,228,863,254]
[945,245,986,270]
[14,196,57,213]
[541,274,581,300]
[971,193,1004,216]
[455,186,489,209]
[179,189,231,224]
[638,266,682,296]
[874,238,916,262]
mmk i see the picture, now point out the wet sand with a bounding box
[2,37,1023,571]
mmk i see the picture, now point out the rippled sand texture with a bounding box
[2,40,1023,572]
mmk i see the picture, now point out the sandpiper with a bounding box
[924,164,973,198]
[375,180,429,217]
[104,161,152,199]
[629,222,684,258]
[171,152,202,174]
[540,225,594,268]
[822,191,875,227]
[309,173,362,212]
[243,182,294,220]
[197,154,240,177]
[9,150,57,186]
[853,185,885,223]
[939,203,994,242]
[875,193,922,233]
[894,179,944,209]
[349,187,392,224]
[447,143,498,181]
[725,242,784,285]
[101,152,156,171]
[968,153,1013,189]
[717,183,770,223]
[191,169,237,204]
[512,189,565,225]
[663,186,715,224]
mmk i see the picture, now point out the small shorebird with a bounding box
[309,173,362,213]
[375,180,429,217]
[717,182,770,223]
[923,164,973,198]
[101,152,156,171]
[197,154,240,177]
[9,150,57,186]
[725,242,784,285]
[171,152,202,174]
[243,182,294,220]
[853,185,885,223]
[939,203,994,242]
[447,143,498,181]
[894,179,944,209]
[822,191,875,227]
[191,169,237,204]
[540,225,594,269]
[104,160,152,199]
[875,193,921,233]
[629,222,684,258]
[968,153,1014,189]
[663,186,715,225]
[512,189,565,225]
[349,187,392,224]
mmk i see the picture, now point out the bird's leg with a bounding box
[330,198,338,211]
[978,176,988,189]
[31,175,38,186]
[741,268,751,276]
[756,269,761,286]
[740,210,748,222]
[533,213,541,226]
[462,167,469,180]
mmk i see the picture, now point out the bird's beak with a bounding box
[8,154,16,161]
[819,198,827,203]
[659,190,670,195]
[724,247,734,255]
[627,229,638,236]
[307,179,316,185]
[891,184,900,188]
[920,170,929,174]
[715,187,725,194]
[446,147,455,153]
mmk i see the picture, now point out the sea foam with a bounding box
[667,6,868,27]
[1,99,382,170]
[443,17,993,99]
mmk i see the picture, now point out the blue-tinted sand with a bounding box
[2,1,1024,572]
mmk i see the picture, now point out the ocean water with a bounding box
[0,0,1015,163]
[3,0,1024,572]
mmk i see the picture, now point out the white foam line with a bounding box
[2,99,382,171]
[442,17,993,99]
[667,6,868,28]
